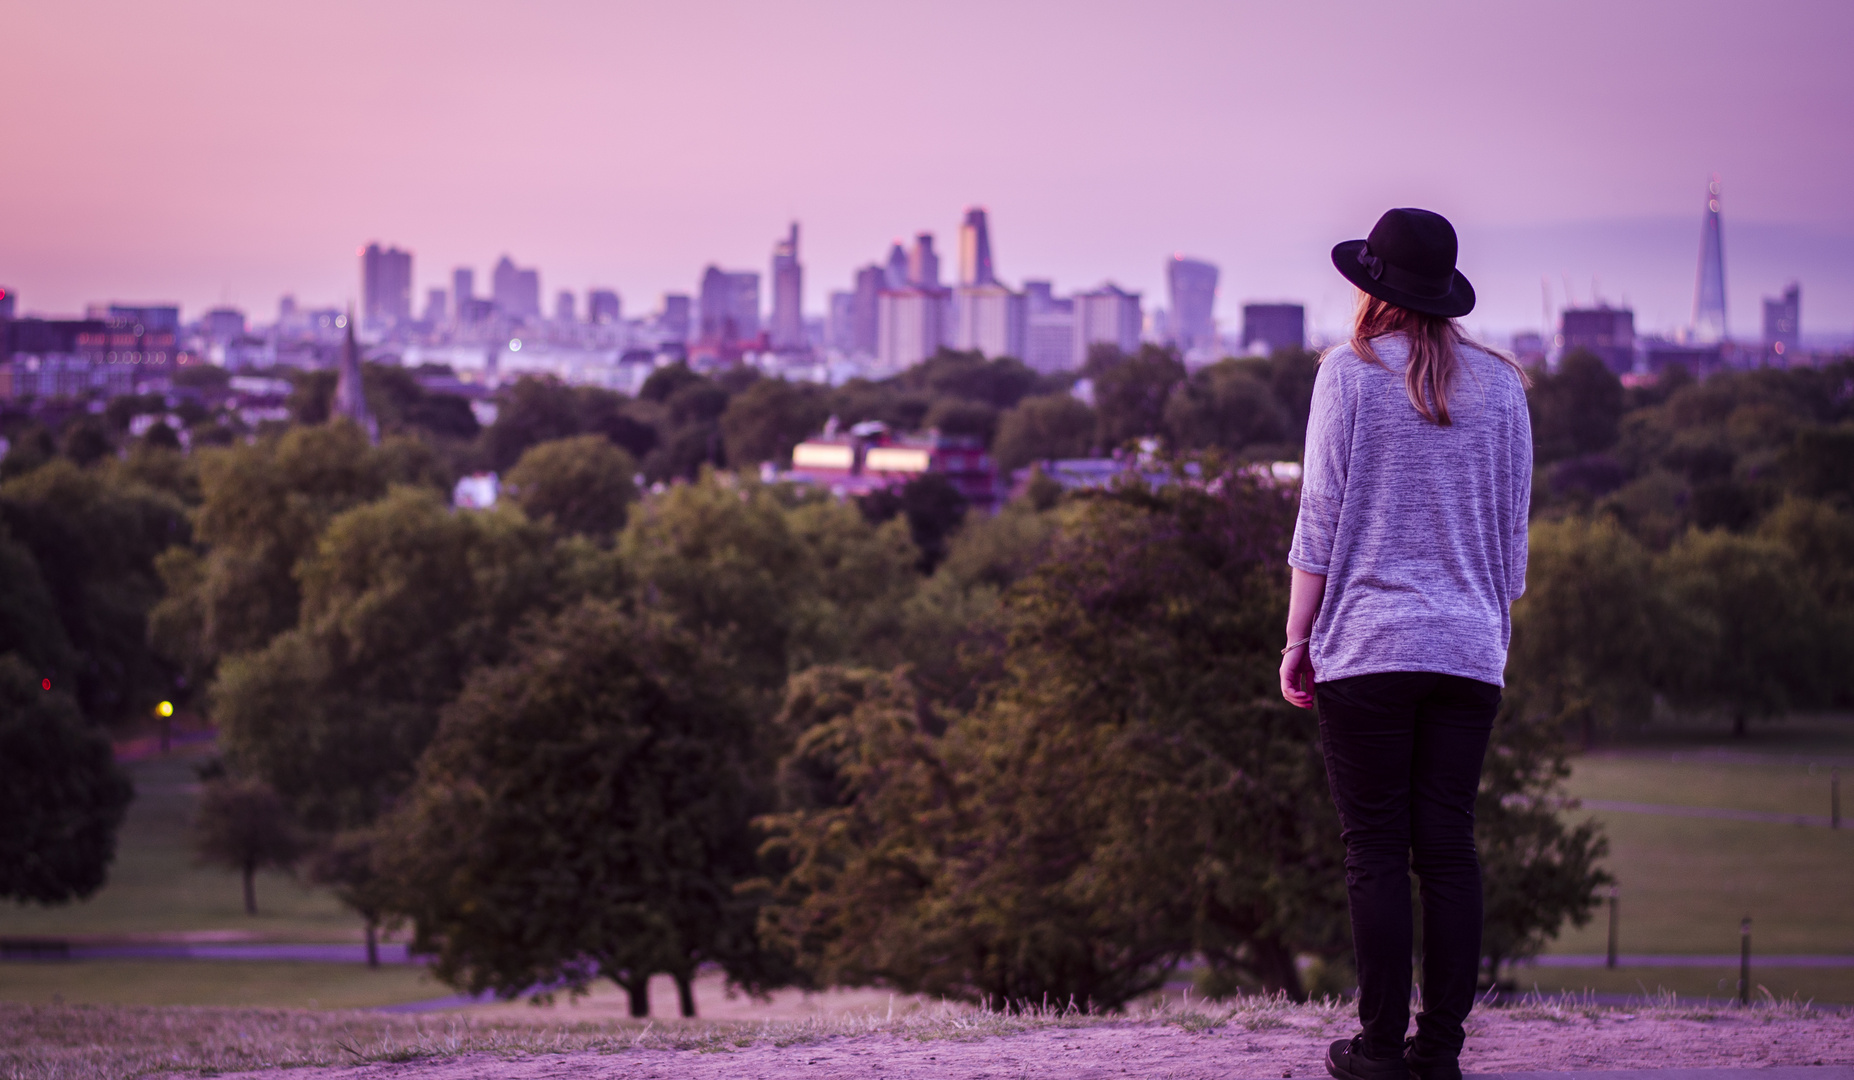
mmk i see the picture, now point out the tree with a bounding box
[857,473,968,573]
[619,473,810,696]
[214,486,558,831]
[502,435,637,537]
[1529,350,1625,464]
[1474,694,1611,986]
[61,417,115,466]
[761,467,1351,1008]
[0,460,190,725]
[1086,344,1186,448]
[889,349,1044,410]
[1658,528,1829,736]
[379,600,762,1017]
[720,378,830,467]
[921,398,999,447]
[1507,517,1661,746]
[781,496,920,673]
[192,775,303,915]
[1163,361,1290,455]
[0,655,134,905]
[148,421,390,687]
[307,829,393,967]
[992,393,1096,473]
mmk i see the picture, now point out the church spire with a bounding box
[333,307,378,442]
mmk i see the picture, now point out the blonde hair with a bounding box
[1342,291,1530,425]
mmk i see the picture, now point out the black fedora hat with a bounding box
[1331,208,1475,318]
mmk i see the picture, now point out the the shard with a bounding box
[1692,175,1727,344]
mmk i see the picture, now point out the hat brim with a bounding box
[1331,239,1475,319]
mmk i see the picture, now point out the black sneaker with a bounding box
[1327,1036,1410,1080]
[1403,1038,1462,1080]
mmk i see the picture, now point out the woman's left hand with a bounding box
[1280,645,1316,709]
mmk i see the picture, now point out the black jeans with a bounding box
[1316,671,1499,1062]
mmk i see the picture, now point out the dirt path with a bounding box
[185,1007,1854,1080]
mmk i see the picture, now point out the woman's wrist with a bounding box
[1281,635,1311,655]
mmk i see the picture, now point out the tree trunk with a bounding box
[1251,936,1305,1002]
[1733,710,1747,739]
[674,970,697,1018]
[365,917,379,969]
[242,862,257,915]
[621,975,650,1018]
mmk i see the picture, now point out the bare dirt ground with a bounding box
[155,999,1854,1080]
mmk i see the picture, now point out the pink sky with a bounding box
[4,0,1852,338]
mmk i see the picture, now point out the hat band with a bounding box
[1358,244,1452,301]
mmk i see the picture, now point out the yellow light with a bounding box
[156,701,175,718]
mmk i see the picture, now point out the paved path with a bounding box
[1578,799,1840,828]
[0,941,415,963]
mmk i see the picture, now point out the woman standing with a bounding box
[1279,208,1532,1080]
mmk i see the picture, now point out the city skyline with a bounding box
[4,1,1852,339]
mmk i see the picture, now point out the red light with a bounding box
[42,678,51,690]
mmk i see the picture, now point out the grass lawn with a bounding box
[0,746,365,943]
[1548,738,1854,959]
[1506,965,1854,1006]
[0,960,444,1010]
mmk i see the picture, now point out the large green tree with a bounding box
[1163,360,1291,456]
[1507,516,1662,746]
[148,421,393,688]
[380,599,763,1017]
[0,460,189,724]
[1658,528,1829,736]
[761,469,1350,1007]
[0,655,134,905]
[502,434,637,537]
[1085,344,1186,449]
[720,378,830,468]
[992,392,1096,473]
[191,775,304,915]
[214,486,558,830]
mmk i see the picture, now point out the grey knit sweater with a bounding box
[1287,334,1533,687]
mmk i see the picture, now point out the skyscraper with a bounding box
[1022,281,1076,374]
[909,233,940,289]
[588,289,621,326]
[877,288,946,369]
[361,243,413,327]
[1073,283,1142,366]
[1693,175,1727,344]
[850,265,884,357]
[554,290,576,324]
[492,256,542,320]
[1167,256,1219,354]
[958,207,997,287]
[770,222,805,351]
[1763,283,1800,356]
[885,243,910,289]
[699,266,760,344]
[1241,303,1306,354]
[952,284,1025,359]
[660,294,691,342]
[828,291,857,353]
[1561,306,1636,374]
[452,268,474,322]
[423,288,446,324]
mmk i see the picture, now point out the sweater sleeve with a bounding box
[1288,358,1350,575]
[1506,390,1534,599]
